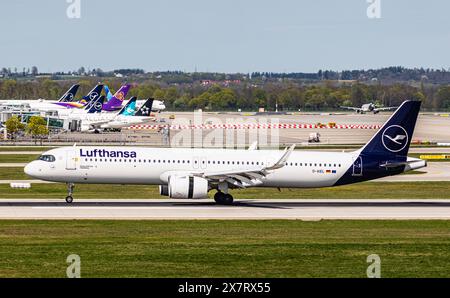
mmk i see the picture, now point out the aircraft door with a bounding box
[65,150,77,170]
[352,156,363,176]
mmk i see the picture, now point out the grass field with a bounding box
[0,167,30,180]
[0,181,449,199]
[0,154,39,163]
[0,220,448,277]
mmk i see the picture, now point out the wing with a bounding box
[374,106,397,112]
[192,144,296,188]
[340,106,361,112]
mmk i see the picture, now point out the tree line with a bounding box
[0,78,449,111]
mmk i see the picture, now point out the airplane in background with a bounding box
[55,84,129,115]
[124,98,166,113]
[25,100,426,204]
[0,84,81,111]
[61,97,155,132]
[340,103,397,114]
[106,85,165,112]
[52,84,104,110]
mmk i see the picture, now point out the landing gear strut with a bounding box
[66,183,74,204]
[214,191,234,205]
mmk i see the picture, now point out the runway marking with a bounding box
[31,207,241,210]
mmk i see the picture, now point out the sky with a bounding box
[0,0,449,73]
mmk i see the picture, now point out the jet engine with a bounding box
[161,176,208,199]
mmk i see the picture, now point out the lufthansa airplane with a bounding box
[24,100,425,204]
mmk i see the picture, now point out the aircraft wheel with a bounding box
[214,192,233,205]
[214,192,224,203]
[223,194,234,205]
[65,196,73,204]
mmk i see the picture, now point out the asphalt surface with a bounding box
[0,199,449,219]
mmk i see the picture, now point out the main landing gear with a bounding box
[66,183,74,204]
[214,191,234,205]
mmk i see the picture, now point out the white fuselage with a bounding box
[0,99,68,113]
[25,146,355,188]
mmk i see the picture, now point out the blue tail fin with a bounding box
[360,100,421,158]
[118,97,137,116]
[104,85,114,101]
[85,95,105,113]
[80,84,104,105]
[58,84,80,102]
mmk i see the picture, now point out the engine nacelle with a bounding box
[159,185,169,196]
[168,176,208,199]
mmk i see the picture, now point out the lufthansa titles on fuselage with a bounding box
[79,149,137,158]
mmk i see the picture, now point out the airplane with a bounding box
[54,84,104,109]
[24,100,425,205]
[55,84,129,116]
[0,84,81,112]
[62,97,155,132]
[128,98,166,113]
[98,97,156,130]
[340,103,397,114]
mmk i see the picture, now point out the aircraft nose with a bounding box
[24,162,40,178]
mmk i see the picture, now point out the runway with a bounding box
[0,199,449,220]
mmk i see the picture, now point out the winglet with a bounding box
[266,144,296,170]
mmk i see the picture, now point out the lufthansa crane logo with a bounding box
[94,102,103,111]
[90,92,99,100]
[382,125,408,152]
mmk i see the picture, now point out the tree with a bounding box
[26,117,49,145]
[78,67,86,75]
[350,84,366,107]
[31,66,39,76]
[1,79,17,98]
[5,116,25,141]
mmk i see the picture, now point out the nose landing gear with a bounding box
[66,183,74,204]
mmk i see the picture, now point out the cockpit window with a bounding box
[38,155,56,162]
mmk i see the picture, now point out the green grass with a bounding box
[0,181,449,199]
[0,154,39,163]
[0,168,29,180]
[0,220,449,277]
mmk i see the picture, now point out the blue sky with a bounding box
[0,0,449,73]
